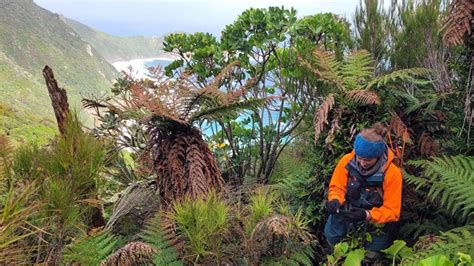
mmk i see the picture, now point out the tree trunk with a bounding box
[42,66,70,135]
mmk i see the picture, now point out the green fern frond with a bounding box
[406,225,474,264]
[140,213,183,266]
[366,68,431,89]
[403,171,428,190]
[178,87,226,118]
[190,97,271,123]
[407,155,474,220]
[62,231,125,265]
[341,50,374,90]
[311,50,344,90]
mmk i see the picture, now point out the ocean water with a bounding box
[144,59,173,69]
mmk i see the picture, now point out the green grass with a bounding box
[0,102,56,146]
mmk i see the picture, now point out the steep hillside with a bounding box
[0,0,118,143]
[65,18,165,62]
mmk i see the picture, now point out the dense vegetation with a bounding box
[0,0,473,265]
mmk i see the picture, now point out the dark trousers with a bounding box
[324,214,394,252]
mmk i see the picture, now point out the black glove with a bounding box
[326,199,341,214]
[339,207,367,222]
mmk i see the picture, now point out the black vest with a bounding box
[345,163,385,210]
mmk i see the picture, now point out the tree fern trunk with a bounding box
[149,126,225,207]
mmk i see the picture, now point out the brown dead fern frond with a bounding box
[249,215,291,261]
[228,76,258,102]
[418,132,438,157]
[314,94,335,144]
[211,61,241,88]
[389,112,411,143]
[177,62,244,119]
[345,89,381,105]
[442,0,474,46]
[297,53,323,78]
[100,241,157,266]
[325,108,342,148]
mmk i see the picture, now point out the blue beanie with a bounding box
[354,134,386,159]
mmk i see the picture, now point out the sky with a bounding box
[34,0,365,37]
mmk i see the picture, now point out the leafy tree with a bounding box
[163,8,352,184]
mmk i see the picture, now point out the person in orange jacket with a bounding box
[324,123,403,252]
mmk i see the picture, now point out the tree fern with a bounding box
[62,231,125,265]
[405,155,474,220]
[270,149,311,183]
[140,213,183,265]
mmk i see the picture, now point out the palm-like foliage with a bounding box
[299,49,430,143]
[405,155,474,220]
[85,64,269,206]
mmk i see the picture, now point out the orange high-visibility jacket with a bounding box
[327,149,403,224]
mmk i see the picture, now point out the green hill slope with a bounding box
[65,18,165,62]
[0,0,118,143]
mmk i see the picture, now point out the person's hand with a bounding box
[339,207,368,222]
[326,199,341,214]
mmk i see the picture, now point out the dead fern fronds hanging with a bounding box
[389,112,411,143]
[442,0,474,46]
[325,108,342,148]
[314,94,335,144]
[418,132,438,157]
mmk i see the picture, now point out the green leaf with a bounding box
[343,249,365,266]
[382,240,407,258]
[418,255,454,266]
[334,242,349,258]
